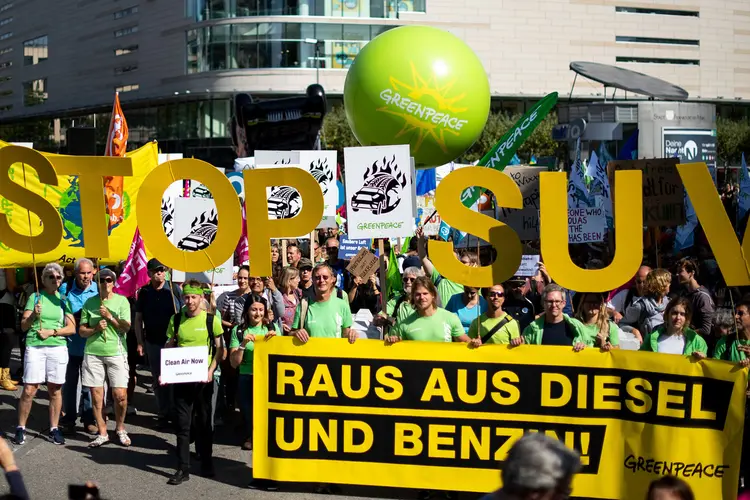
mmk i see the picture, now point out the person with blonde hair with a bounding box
[575,292,619,350]
[278,267,301,334]
[620,268,672,340]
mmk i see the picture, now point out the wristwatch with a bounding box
[52,329,58,337]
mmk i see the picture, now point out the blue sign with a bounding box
[339,237,371,260]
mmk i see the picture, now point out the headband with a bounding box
[182,285,204,296]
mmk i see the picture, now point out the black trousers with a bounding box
[174,381,214,471]
[0,329,12,367]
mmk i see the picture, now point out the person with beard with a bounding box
[467,284,520,346]
[385,277,463,343]
[502,277,538,332]
[59,258,99,435]
[286,243,302,269]
[374,267,424,329]
[674,257,715,338]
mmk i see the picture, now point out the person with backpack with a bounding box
[374,266,423,329]
[620,269,672,342]
[607,265,651,323]
[467,284,520,346]
[164,279,224,486]
[78,268,132,448]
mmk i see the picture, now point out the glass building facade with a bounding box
[187,0,425,20]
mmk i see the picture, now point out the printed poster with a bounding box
[344,145,414,239]
[298,150,338,217]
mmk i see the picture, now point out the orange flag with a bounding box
[104,92,129,228]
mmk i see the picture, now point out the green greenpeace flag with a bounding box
[387,246,402,297]
[459,91,558,208]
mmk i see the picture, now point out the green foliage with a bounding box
[717,116,750,165]
[321,105,360,170]
[461,110,558,164]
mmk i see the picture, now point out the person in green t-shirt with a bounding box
[386,276,464,343]
[292,263,355,343]
[228,294,276,489]
[467,284,520,346]
[416,226,476,306]
[15,263,76,447]
[574,292,619,350]
[713,302,750,366]
[79,268,132,448]
[163,279,225,485]
[374,266,422,330]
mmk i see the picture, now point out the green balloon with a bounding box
[344,25,490,168]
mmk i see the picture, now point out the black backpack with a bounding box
[172,312,217,358]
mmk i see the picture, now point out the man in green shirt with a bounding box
[292,263,356,343]
[386,276,464,343]
[164,279,224,485]
[713,301,750,366]
[79,269,132,448]
[468,284,521,345]
[511,284,587,350]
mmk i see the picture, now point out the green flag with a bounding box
[387,246,402,297]
[459,92,558,208]
[400,237,411,256]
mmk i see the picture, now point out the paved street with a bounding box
[0,350,407,500]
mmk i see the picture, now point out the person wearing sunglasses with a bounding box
[511,284,587,349]
[467,285,520,346]
[79,268,132,448]
[375,267,423,329]
[15,263,76,446]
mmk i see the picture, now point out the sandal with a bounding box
[116,430,131,447]
[89,434,110,448]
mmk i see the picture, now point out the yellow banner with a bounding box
[0,141,158,268]
[254,338,746,499]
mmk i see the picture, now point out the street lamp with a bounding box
[304,37,320,85]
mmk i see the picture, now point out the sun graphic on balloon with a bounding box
[376,61,469,154]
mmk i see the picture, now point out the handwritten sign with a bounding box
[607,158,684,226]
[515,255,540,277]
[346,247,380,281]
[568,207,606,244]
[160,346,209,384]
[497,167,544,240]
[416,195,441,236]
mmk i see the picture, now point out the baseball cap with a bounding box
[401,255,422,271]
[99,268,117,281]
[147,258,165,272]
[298,258,313,270]
[506,276,526,285]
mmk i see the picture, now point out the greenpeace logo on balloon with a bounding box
[379,89,469,131]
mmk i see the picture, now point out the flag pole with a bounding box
[21,162,41,328]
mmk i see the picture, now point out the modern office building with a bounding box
[0,0,747,166]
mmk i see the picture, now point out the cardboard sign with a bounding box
[515,255,540,277]
[346,247,380,281]
[497,167,544,240]
[607,158,685,226]
[339,236,371,260]
[568,207,606,244]
[161,346,209,384]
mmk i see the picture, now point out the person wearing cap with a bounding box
[503,277,538,332]
[134,258,182,429]
[297,258,316,302]
[79,268,132,448]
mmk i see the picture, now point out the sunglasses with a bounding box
[300,267,313,272]
[488,291,504,298]
[325,246,338,251]
[102,278,114,283]
[151,268,166,273]
[47,275,62,281]
[403,277,416,283]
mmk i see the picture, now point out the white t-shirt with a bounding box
[657,333,686,355]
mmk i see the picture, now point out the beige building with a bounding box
[0,0,746,164]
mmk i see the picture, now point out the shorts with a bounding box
[24,345,69,385]
[82,354,129,389]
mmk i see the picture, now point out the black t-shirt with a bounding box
[300,283,316,303]
[541,321,573,346]
[504,297,536,332]
[135,283,182,345]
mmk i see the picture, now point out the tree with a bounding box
[717,116,750,165]
[461,111,558,164]
[321,105,360,170]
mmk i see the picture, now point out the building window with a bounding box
[114,64,138,74]
[0,32,11,41]
[23,78,47,106]
[190,0,424,20]
[114,5,138,19]
[616,56,700,66]
[0,104,12,111]
[0,4,12,12]
[0,60,10,69]
[0,17,11,26]
[186,22,396,73]
[115,83,139,92]
[615,6,699,17]
[23,35,47,65]
[114,25,138,37]
[115,44,138,56]
[0,89,11,96]
[616,36,699,46]
[0,46,10,55]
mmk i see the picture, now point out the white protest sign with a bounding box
[344,145,414,239]
[298,150,338,218]
[515,255,540,277]
[568,207,606,244]
[161,346,210,384]
[255,150,300,166]
[171,197,234,284]
[416,195,441,236]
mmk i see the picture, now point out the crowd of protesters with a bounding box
[0,217,748,496]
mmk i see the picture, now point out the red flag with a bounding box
[114,228,149,298]
[104,92,129,228]
[235,203,249,265]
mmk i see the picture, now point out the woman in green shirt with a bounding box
[229,294,275,489]
[574,292,618,350]
[640,297,707,358]
[15,263,76,447]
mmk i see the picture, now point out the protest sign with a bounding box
[344,145,414,239]
[339,236,371,260]
[160,346,209,384]
[299,150,338,217]
[255,150,300,166]
[416,195,441,236]
[254,338,745,499]
[346,247,380,280]
[497,166,544,240]
[568,207,606,244]
[607,158,684,226]
[171,197,234,285]
[515,255,540,276]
